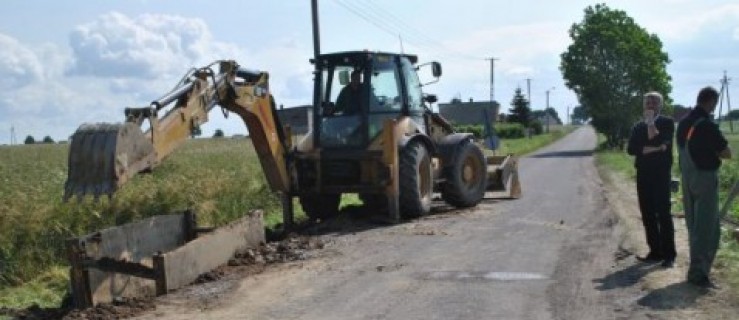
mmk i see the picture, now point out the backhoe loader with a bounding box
[64,52,520,226]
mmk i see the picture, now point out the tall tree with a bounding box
[560,4,671,147]
[571,105,589,124]
[42,136,55,144]
[508,88,531,127]
[24,135,35,144]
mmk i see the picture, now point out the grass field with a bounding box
[0,126,573,309]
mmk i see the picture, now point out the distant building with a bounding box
[438,99,500,126]
[532,113,562,126]
[276,105,312,135]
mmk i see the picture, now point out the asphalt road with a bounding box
[136,126,630,320]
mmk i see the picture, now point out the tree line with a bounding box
[22,135,57,144]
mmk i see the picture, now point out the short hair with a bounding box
[643,91,663,107]
[696,86,719,106]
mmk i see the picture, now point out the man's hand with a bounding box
[644,109,655,125]
[323,103,336,116]
[645,110,659,139]
[642,144,667,155]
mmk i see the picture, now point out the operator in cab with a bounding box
[328,69,363,116]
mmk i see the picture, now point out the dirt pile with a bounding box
[0,297,155,320]
[194,234,326,283]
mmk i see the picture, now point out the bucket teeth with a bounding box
[63,123,155,202]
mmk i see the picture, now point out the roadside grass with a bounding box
[492,125,577,156]
[594,131,739,295]
[0,138,289,308]
[0,267,67,309]
[0,126,574,309]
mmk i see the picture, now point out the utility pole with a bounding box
[546,87,555,133]
[487,57,499,103]
[10,125,16,145]
[566,105,570,126]
[525,78,532,108]
[567,105,572,125]
[719,70,733,132]
[398,34,404,54]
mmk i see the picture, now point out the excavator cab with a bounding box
[313,52,436,149]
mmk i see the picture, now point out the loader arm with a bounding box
[64,60,290,201]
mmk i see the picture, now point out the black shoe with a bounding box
[660,259,674,268]
[637,253,663,263]
[689,278,720,290]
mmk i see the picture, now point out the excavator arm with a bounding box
[64,60,290,201]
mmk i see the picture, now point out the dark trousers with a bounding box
[636,167,676,260]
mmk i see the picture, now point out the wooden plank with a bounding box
[66,239,92,308]
[160,210,265,293]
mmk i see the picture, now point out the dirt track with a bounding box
[11,126,738,319]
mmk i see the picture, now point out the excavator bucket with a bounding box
[63,122,156,201]
[485,154,522,199]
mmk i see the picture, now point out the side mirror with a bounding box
[431,62,442,78]
[424,94,438,104]
[338,70,350,85]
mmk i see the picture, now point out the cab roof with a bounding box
[313,51,419,65]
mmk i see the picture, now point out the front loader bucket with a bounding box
[485,154,521,199]
[63,123,156,201]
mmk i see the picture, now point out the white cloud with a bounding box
[649,3,739,40]
[0,33,44,89]
[67,11,242,79]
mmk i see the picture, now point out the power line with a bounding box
[332,0,483,61]
[354,1,480,60]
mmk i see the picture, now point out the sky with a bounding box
[1,0,738,144]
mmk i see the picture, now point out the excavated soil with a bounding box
[0,234,327,320]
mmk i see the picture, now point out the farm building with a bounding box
[438,99,500,126]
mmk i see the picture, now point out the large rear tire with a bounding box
[441,141,486,208]
[299,193,341,221]
[399,141,433,217]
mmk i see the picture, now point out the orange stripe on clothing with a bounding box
[686,126,696,141]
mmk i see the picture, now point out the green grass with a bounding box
[0,138,289,308]
[0,267,68,309]
[493,125,577,156]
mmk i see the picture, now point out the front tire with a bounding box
[399,141,433,217]
[441,141,486,208]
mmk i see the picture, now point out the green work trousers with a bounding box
[679,147,721,282]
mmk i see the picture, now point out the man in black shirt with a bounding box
[676,86,732,289]
[331,70,363,115]
[627,92,676,268]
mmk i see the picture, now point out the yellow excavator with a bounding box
[64,52,520,227]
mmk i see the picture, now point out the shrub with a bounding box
[530,120,544,135]
[496,123,526,139]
